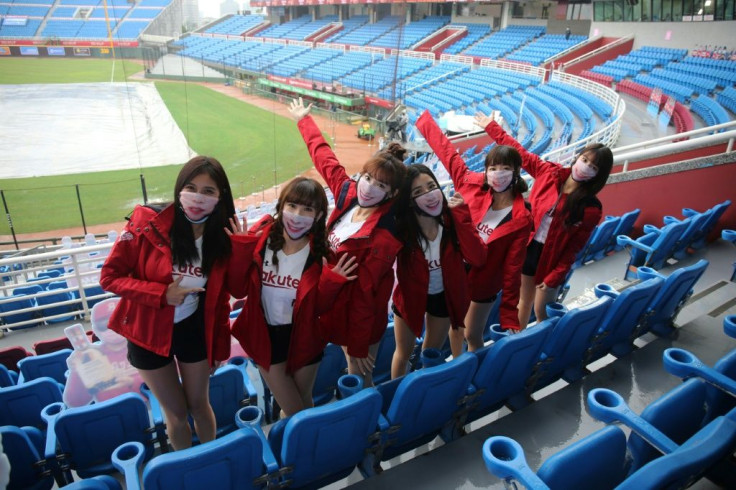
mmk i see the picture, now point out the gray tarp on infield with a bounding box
[0,82,193,178]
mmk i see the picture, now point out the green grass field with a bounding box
[0,58,315,235]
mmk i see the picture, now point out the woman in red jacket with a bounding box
[476,113,613,327]
[391,164,486,378]
[101,156,238,450]
[416,111,533,353]
[289,97,407,385]
[228,177,357,417]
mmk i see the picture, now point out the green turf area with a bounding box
[0,58,145,84]
[0,64,317,235]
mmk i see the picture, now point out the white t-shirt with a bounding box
[476,205,512,243]
[173,236,207,323]
[425,225,444,294]
[534,213,554,243]
[261,241,310,326]
[327,206,365,252]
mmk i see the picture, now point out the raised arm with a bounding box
[416,110,477,193]
[448,193,486,267]
[477,115,549,179]
[289,98,350,197]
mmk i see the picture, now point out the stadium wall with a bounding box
[590,20,736,50]
[599,160,736,237]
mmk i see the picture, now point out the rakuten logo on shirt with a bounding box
[175,264,203,277]
[327,232,341,252]
[262,269,301,289]
[477,223,494,241]
[428,259,441,271]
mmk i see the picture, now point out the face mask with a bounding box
[179,191,219,224]
[571,160,598,182]
[281,210,315,240]
[356,176,388,207]
[487,169,514,193]
[413,188,444,217]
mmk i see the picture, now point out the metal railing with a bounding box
[0,242,115,331]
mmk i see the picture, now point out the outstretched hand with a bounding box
[325,254,358,281]
[288,97,312,121]
[447,191,465,209]
[225,213,246,236]
[475,110,504,129]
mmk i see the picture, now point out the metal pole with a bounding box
[75,184,87,234]
[140,174,148,204]
[1,190,19,250]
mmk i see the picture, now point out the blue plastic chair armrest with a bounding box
[681,207,698,218]
[234,406,280,475]
[587,389,677,454]
[482,437,549,490]
[663,348,736,397]
[377,413,391,433]
[617,235,654,253]
[725,315,736,339]
[662,215,681,225]
[594,283,620,299]
[722,229,736,243]
[111,442,146,490]
[227,356,258,405]
[41,402,65,462]
[642,224,661,235]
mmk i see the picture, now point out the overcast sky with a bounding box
[199,0,244,18]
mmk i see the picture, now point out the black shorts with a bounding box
[392,291,450,320]
[268,323,323,367]
[474,292,498,304]
[522,240,545,277]
[127,301,207,370]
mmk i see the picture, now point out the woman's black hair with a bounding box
[268,177,329,268]
[396,164,459,252]
[561,144,613,225]
[480,144,528,195]
[170,156,235,275]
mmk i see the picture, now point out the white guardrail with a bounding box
[0,243,115,331]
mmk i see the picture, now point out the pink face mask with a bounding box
[356,176,388,207]
[571,160,598,182]
[486,169,514,193]
[179,191,219,223]
[413,189,444,217]
[281,210,315,240]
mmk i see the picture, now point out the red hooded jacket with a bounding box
[392,202,486,337]
[297,115,402,358]
[100,204,232,365]
[417,111,533,330]
[228,216,349,373]
[485,120,602,288]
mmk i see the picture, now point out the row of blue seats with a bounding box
[618,200,731,281]
[690,95,732,129]
[483,315,736,489]
[573,209,641,269]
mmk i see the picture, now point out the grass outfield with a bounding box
[0,58,145,84]
[0,60,315,235]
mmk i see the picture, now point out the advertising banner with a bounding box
[658,96,676,131]
[647,87,662,117]
[47,47,66,56]
[73,47,91,56]
[0,47,10,56]
[20,46,39,56]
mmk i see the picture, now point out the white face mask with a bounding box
[356,176,388,207]
[413,188,444,217]
[571,159,598,182]
[486,169,514,193]
[281,210,315,240]
[179,191,219,223]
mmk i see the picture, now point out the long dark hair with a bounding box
[171,156,235,275]
[396,164,459,252]
[480,144,528,194]
[268,177,329,268]
[561,144,613,225]
[361,142,408,192]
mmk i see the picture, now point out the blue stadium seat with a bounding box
[617,218,689,280]
[312,342,347,406]
[17,348,72,385]
[608,208,641,253]
[0,376,64,430]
